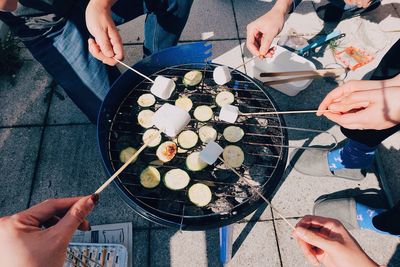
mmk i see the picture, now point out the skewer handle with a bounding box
[218,157,296,231]
[95,130,161,194]
[114,58,155,83]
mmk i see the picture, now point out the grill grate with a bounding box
[105,63,288,230]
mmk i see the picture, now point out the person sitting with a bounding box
[0,0,193,123]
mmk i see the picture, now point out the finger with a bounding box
[78,219,91,231]
[88,38,117,66]
[19,197,83,226]
[53,194,98,238]
[295,226,333,250]
[328,101,370,113]
[317,87,348,116]
[297,215,342,230]
[259,35,274,57]
[323,112,368,129]
[95,28,115,58]
[108,26,124,61]
[246,27,261,56]
[293,233,320,266]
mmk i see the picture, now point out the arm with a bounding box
[0,0,17,12]
[294,215,379,267]
[86,0,123,66]
[317,75,400,130]
[0,195,97,267]
[246,0,295,57]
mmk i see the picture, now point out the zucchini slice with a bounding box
[223,145,245,168]
[175,96,193,112]
[186,152,208,171]
[194,105,213,122]
[138,110,154,128]
[137,93,156,107]
[223,126,244,143]
[119,147,138,164]
[188,183,212,207]
[164,168,190,190]
[178,130,198,149]
[215,91,234,107]
[140,166,161,189]
[156,141,177,162]
[183,70,203,87]
[198,125,218,143]
[142,129,162,147]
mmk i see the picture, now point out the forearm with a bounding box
[271,0,294,16]
[88,0,117,9]
[0,0,17,12]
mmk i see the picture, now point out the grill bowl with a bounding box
[98,46,288,230]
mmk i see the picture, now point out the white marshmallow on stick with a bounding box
[114,59,175,100]
[219,104,240,123]
[150,76,176,100]
[199,141,224,165]
[213,66,232,85]
[152,103,191,137]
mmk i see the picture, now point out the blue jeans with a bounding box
[22,0,193,123]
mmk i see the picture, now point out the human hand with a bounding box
[86,0,123,66]
[293,215,379,267]
[0,0,17,11]
[317,79,400,130]
[344,0,372,8]
[0,195,98,267]
[246,6,286,58]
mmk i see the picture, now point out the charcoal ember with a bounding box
[209,198,234,213]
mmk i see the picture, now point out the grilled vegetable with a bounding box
[175,96,193,112]
[142,129,162,147]
[183,70,203,87]
[137,93,156,107]
[194,105,213,122]
[215,91,234,107]
[119,147,138,164]
[138,110,154,128]
[223,145,244,168]
[140,166,161,189]
[223,126,244,143]
[164,168,190,190]
[198,125,218,143]
[156,141,177,162]
[188,183,212,207]
[178,130,198,149]
[186,152,208,171]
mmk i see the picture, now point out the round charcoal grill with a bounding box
[98,45,288,231]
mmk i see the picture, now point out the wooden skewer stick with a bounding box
[218,157,296,231]
[231,56,257,71]
[114,58,155,83]
[95,130,161,194]
[241,109,332,116]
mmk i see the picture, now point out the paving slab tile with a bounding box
[47,85,91,125]
[150,227,220,267]
[29,125,150,228]
[133,229,150,267]
[227,221,281,267]
[0,60,51,127]
[275,219,313,267]
[0,127,42,216]
[118,15,146,45]
[181,0,237,41]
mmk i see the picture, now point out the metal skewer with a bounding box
[218,157,296,231]
[114,58,155,83]
[241,109,331,116]
[94,130,161,194]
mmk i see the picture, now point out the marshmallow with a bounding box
[213,66,232,85]
[199,141,224,165]
[219,104,239,123]
[152,103,191,137]
[150,76,176,100]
